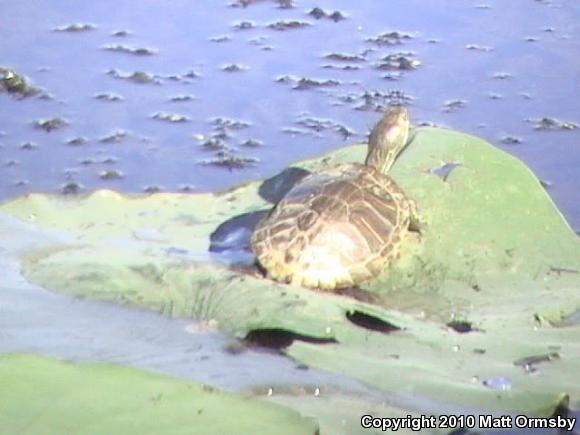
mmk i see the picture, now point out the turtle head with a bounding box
[364,106,410,174]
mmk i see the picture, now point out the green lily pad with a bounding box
[0,354,318,435]
[1,127,579,421]
[266,389,447,435]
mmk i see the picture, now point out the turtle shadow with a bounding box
[209,210,269,255]
[209,167,311,264]
[257,166,311,203]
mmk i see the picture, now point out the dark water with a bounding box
[1,0,579,232]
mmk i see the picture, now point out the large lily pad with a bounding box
[1,127,579,422]
[0,354,318,435]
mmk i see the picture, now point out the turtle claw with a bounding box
[408,200,424,234]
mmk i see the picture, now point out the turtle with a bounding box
[251,107,420,290]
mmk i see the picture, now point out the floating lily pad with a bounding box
[1,126,579,421]
[0,354,318,435]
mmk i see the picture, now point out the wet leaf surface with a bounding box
[0,355,319,435]
[2,127,578,419]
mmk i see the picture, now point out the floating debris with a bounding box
[178,184,196,192]
[348,89,413,111]
[199,137,230,151]
[328,11,347,22]
[211,128,232,141]
[61,182,84,195]
[162,69,200,82]
[528,117,577,131]
[381,72,404,81]
[63,168,79,179]
[514,352,560,373]
[366,31,413,46]
[98,169,124,180]
[111,30,131,37]
[81,156,118,165]
[228,0,253,7]
[102,44,158,56]
[277,75,341,90]
[221,64,249,72]
[211,117,251,130]
[487,92,503,100]
[66,136,88,146]
[0,68,42,98]
[233,21,255,30]
[33,117,68,132]
[295,77,341,89]
[234,0,293,7]
[376,52,421,70]
[248,36,269,46]
[295,115,354,139]
[276,0,295,9]
[296,116,335,132]
[4,160,19,167]
[210,35,231,43]
[307,8,346,22]
[229,0,295,7]
[474,4,491,9]
[335,125,355,139]
[324,53,365,63]
[152,112,190,123]
[308,7,326,19]
[281,127,310,136]
[199,151,258,170]
[19,142,37,151]
[500,135,523,145]
[99,130,129,143]
[100,156,118,164]
[240,139,263,147]
[53,23,96,32]
[143,185,163,194]
[524,36,539,42]
[465,44,493,51]
[492,72,513,80]
[443,99,467,112]
[94,92,124,102]
[107,69,159,84]
[267,20,311,31]
[168,94,196,102]
[321,64,361,71]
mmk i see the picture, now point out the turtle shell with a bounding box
[251,163,412,289]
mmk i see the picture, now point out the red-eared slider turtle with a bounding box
[251,107,420,290]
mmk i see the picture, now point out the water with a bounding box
[0,0,578,230]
